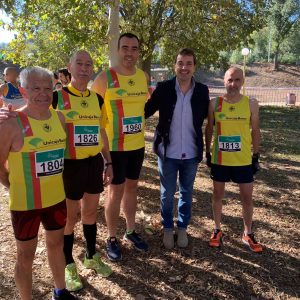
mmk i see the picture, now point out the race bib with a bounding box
[35,148,64,177]
[218,135,241,152]
[122,116,142,134]
[74,125,99,146]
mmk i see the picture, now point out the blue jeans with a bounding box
[158,157,198,229]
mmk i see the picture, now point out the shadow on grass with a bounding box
[260,106,300,156]
[130,105,300,298]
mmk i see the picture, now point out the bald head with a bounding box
[4,67,18,74]
[224,67,244,97]
[3,67,19,83]
[224,67,244,81]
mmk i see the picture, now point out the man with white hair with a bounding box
[0,50,114,292]
[0,67,77,300]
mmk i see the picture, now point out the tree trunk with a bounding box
[141,55,152,77]
[107,0,120,67]
[273,44,280,71]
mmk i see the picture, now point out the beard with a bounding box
[227,87,240,96]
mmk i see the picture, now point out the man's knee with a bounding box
[66,213,79,228]
[46,231,64,250]
[109,184,125,202]
[124,179,138,192]
[213,188,224,200]
[81,209,97,222]
[16,248,35,267]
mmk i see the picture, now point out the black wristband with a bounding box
[105,162,113,167]
[253,153,260,159]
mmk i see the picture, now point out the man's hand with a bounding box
[206,152,212,168]
[0,104,17,124]
[252,153,260,174]
[103,164,113,187]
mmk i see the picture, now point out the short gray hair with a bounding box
[69,50,93,64]
[20,67,53,88]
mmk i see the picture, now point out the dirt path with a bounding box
[0,108,299,300]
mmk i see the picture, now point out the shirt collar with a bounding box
[175,77,195,94]
[67,83,90,97]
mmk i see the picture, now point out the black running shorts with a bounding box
[210,164,254,184]
[63,153,104,200]
[110,147,145,185]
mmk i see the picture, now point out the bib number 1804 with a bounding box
[35,148,65,177]
[40,159,63,173]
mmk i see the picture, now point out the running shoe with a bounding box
[163,230,174,249]
[83,252,113,277]
[177,228,188,248]
[123,230,149,252]
[52,289,78,300]
[64,263,83,292]
[209,229,223,247]
[106,237,122,261]
[242,233,263,252]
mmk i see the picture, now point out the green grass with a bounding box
[260,106,300,159]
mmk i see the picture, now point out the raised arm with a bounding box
[0,121,16,188]
[0,104,18,123]
[144,83,161,119]
[91,71,107,99]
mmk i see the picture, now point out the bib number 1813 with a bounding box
[218,135,241,152]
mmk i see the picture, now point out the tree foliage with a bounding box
[119,0,267,73]
[3,0,267,73]
[4,0,109,69]
[267,0,300,69]
[0,0,15,12]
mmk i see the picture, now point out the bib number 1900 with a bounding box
[35,148,64,177]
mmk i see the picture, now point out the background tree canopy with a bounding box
[1,0,299,73]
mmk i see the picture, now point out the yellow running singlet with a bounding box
[104,68,148,151]
[8,109,66,211]
[212,96,252,166]
[56,87,104,159]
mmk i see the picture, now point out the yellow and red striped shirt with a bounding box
[103,68,148,151]
[56,87,104,159]
[212,96,252,166]
[8,109,66,211]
